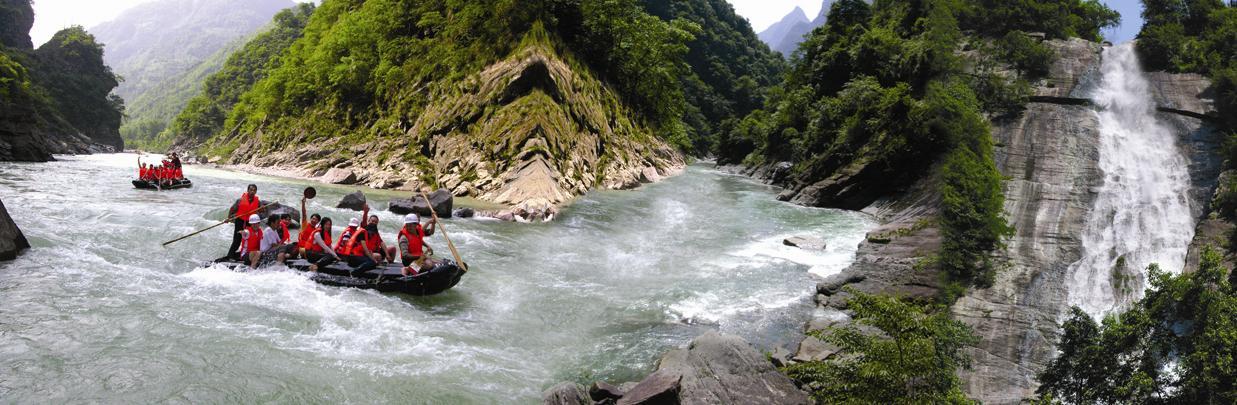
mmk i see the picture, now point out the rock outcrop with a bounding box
[545,332,809,405]
[0,198,31,261]
[752,38,1224,404]
[218,40,683,220]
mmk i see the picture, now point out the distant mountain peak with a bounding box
[758,1,833,56]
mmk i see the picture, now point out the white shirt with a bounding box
[260,227,282,252]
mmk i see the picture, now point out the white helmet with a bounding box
[404,213,420,224]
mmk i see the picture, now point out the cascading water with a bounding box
[1066,43,1195,318]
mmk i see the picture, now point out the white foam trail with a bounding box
[727,230,868,278]
[177,266,472,376]
[669,291,803,325]
[1066,43,1195,319]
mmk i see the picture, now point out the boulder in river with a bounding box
[337,191,367,211]
[388,189,452,218]
[320,168,358,185]
[264,202,302,229]
[589,381,625,402]
[616,370,680,405]
[653,332,809,404]
[547,332,809,405]
[542,382,589,405]
[0,198,31,261]
[783,236,826,250]
[228,201,300,225]
[453,207,475,218]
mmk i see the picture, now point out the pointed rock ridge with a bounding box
[221,34,683,221]
[410,39,685,219]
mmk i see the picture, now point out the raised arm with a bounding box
[300,197,308,227]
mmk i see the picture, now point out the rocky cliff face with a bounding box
[773,38,1224,404]
[224,42,683,219]
[0,2,123,162]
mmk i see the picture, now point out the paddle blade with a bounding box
[304,187,317,200]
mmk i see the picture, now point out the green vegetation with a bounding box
[95,0,296,149]
[182,0,704,157]
[157,3,315,150]
[1035,247,1237,403]
[639,0,786,155]
[30,27,125,145]
[1,0,122,159]
[119,38,245,150]
[714,0,1115,295]
[784,290,979,404]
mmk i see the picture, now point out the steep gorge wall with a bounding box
[785,38,1223,404]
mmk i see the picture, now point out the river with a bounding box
[0,153,873,402]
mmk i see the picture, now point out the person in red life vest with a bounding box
[304,217,339,272]
[286,195,320,261]
[353,203,389,264]
[312,215,378,273]
[226,184,261,260]
[238,214,264,268]
[395,213,436,275]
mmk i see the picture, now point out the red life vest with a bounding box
[243,224,263,253]
[364,227,383,252]
[174,168,183,179]
[308,227,331,253]
[237,194,260,219]
[298,224,317,249]
[139,167,147,179]
[335,226,368,256]
[399,224,425,257]
[279,221,291,244]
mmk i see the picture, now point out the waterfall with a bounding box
[1066,43,1195,319]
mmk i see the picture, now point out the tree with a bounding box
[1036,247,1237,403]
[784,289,979,404]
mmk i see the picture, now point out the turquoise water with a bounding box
[0,153,873,402]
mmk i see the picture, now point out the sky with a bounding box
[730,0,1145,43]
[29,0,1145,48]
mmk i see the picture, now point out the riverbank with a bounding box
[201,159,687,222]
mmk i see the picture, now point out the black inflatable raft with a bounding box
[213,258,465,296]
[133,178,193,190]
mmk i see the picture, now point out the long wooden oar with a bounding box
[162,187,315,247]
[420,189,467,272]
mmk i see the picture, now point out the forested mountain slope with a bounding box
[91,0,294,148]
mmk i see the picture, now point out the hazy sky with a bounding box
[29,0,1144,48]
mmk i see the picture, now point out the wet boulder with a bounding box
[542,382,589,405]
[589,381,625,402]
[653,332,810,404]
[784,236,826,250]
[388,189,453,218]
[264,202,302,229]
[320,168,358,185]
[0,198,31,261]
[337,191,367,211]
[453,207,475,218]
[616,371,680,405]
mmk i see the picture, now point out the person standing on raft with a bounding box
[226,185,261,260]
